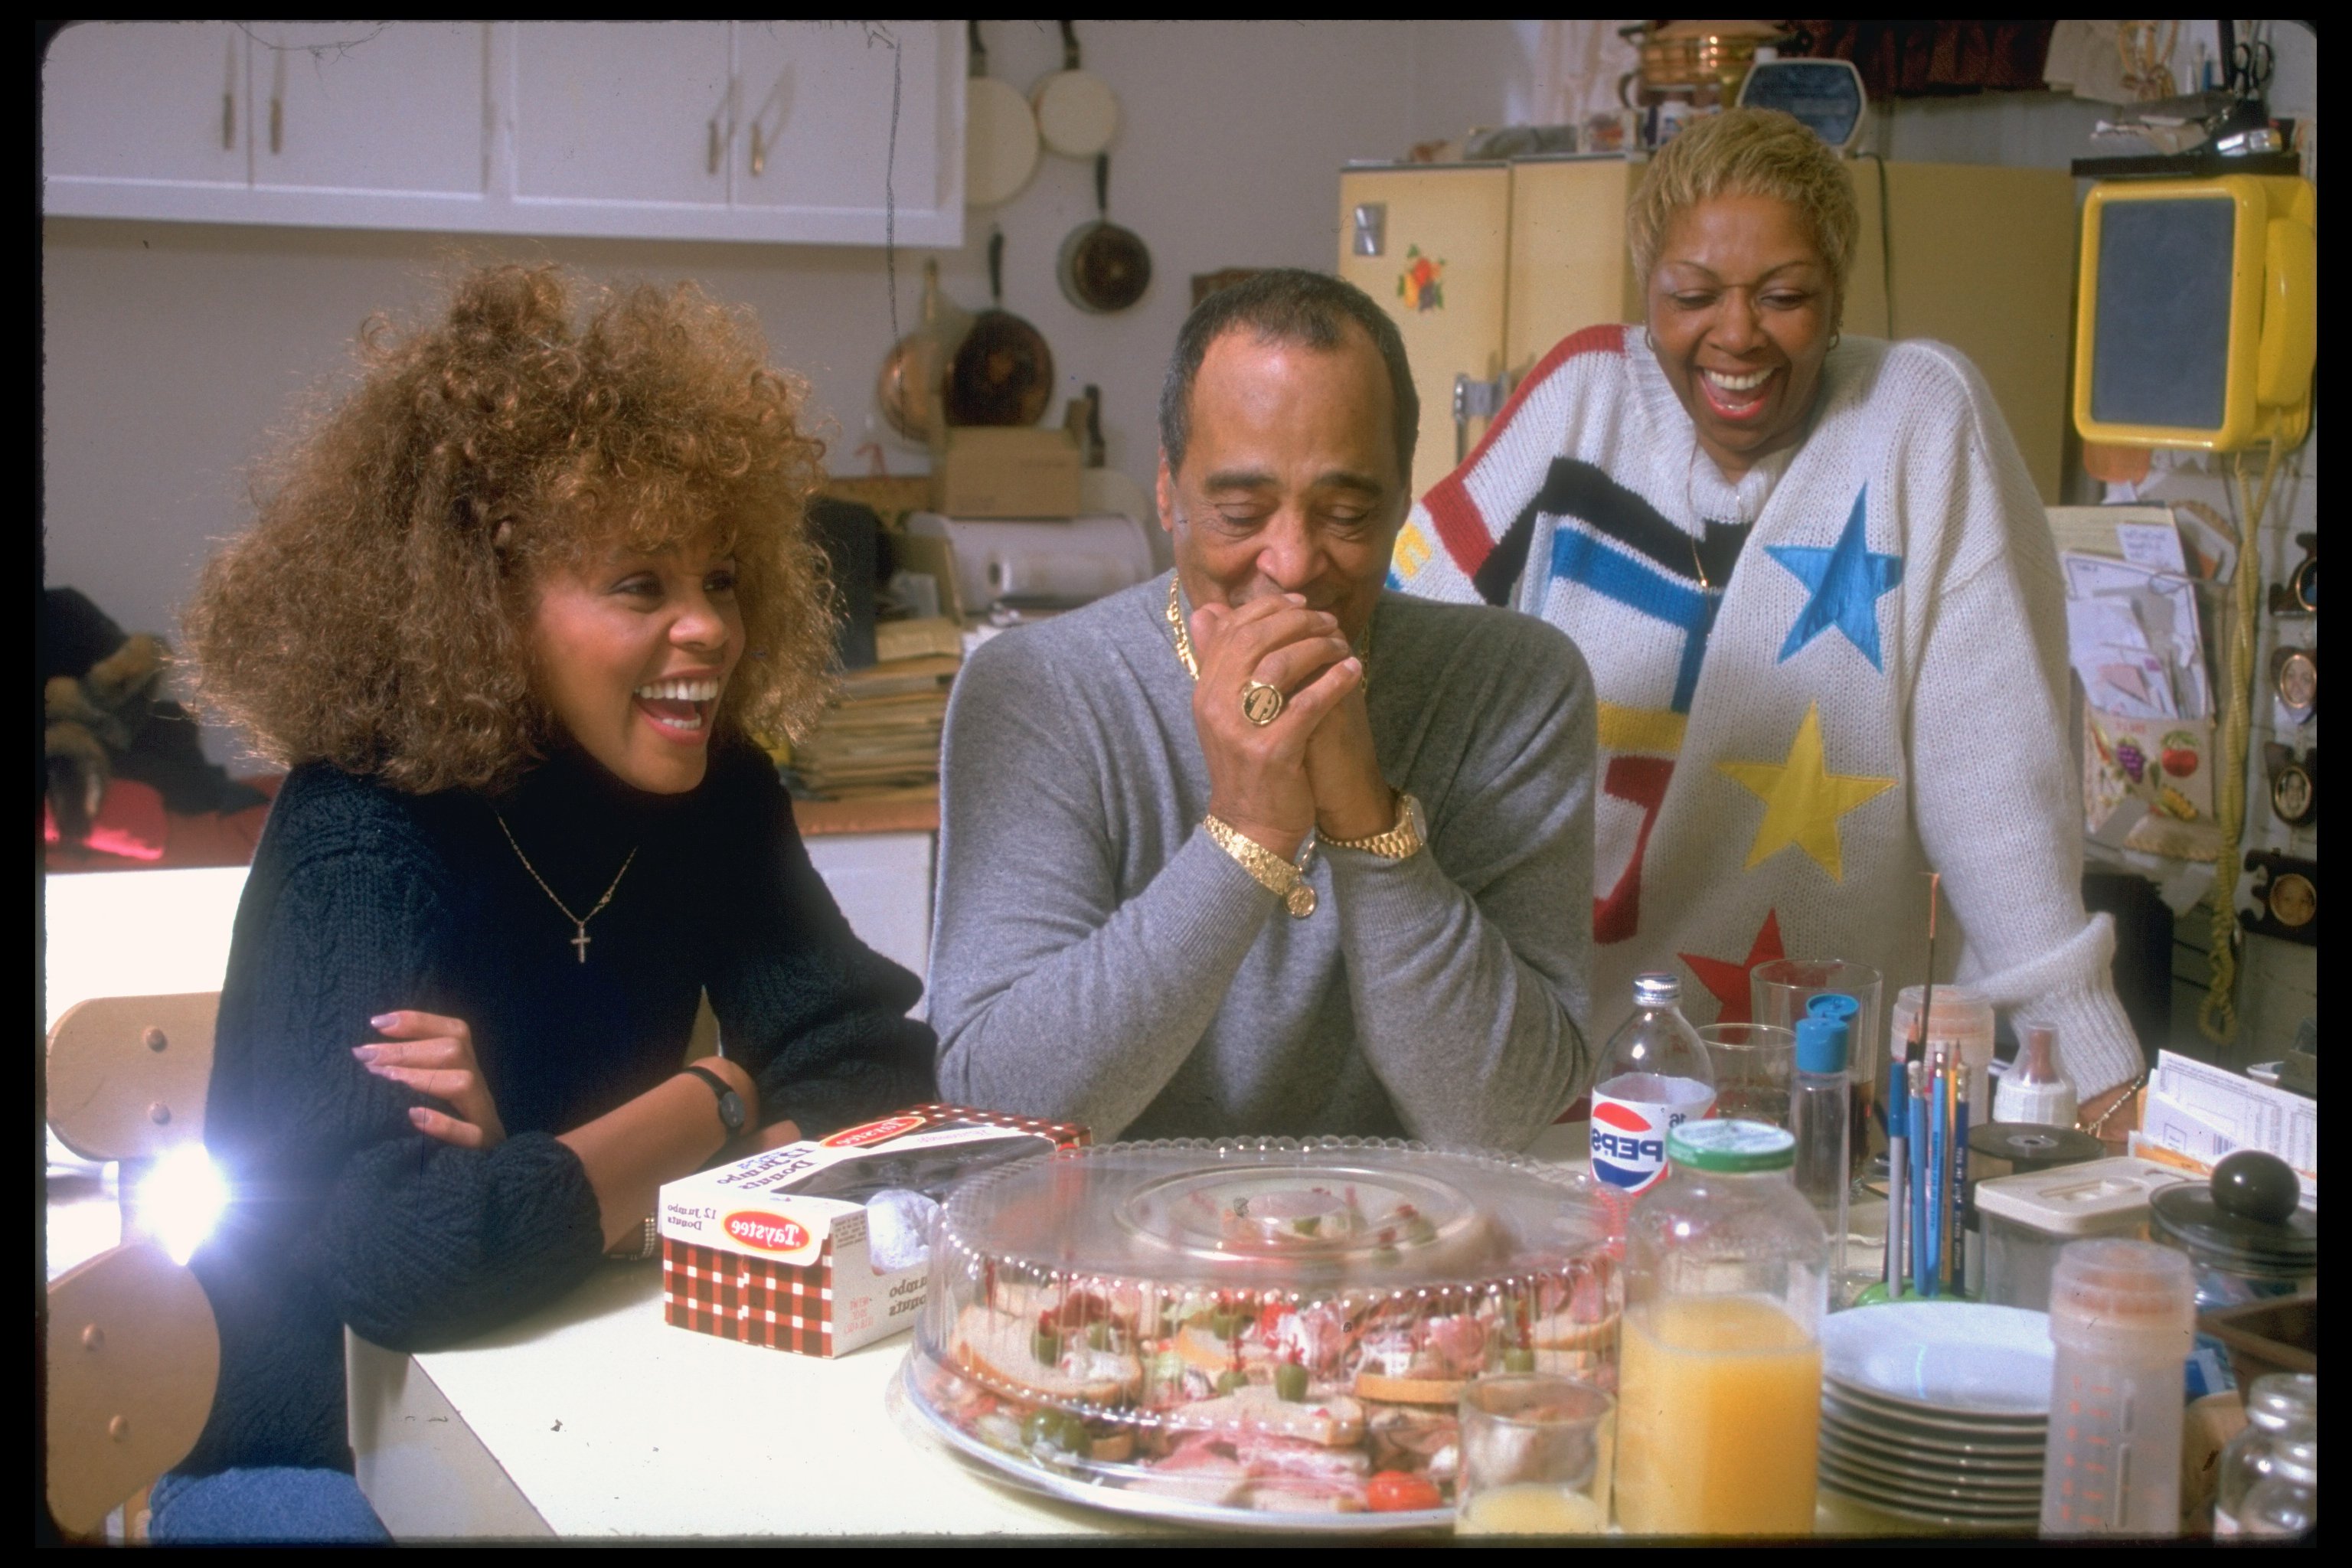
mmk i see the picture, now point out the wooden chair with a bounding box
[48,991,218,1234]
[45,1241,220,1539]
[46,993,222,1540]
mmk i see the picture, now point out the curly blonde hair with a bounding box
[185,263,837,795]
[1627,108,1860,322]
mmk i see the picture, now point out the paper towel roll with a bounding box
[986,551,1138,602]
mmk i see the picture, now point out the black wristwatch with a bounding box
[681,1064,748,1139]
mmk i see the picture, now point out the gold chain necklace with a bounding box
[1163,576,1373,686]
[495,814,639,964]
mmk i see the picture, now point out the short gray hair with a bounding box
[1158,269,1418,482]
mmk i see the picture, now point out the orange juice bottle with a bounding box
[1615,1120,1828,1535]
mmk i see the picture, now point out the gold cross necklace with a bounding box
[495,814,639,964]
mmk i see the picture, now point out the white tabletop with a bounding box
[358,1264,1180,1538]
[354,1122,1598,1540]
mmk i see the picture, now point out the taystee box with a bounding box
[659,1104,1087,1357]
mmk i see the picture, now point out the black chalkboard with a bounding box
[2089,197,2235,432]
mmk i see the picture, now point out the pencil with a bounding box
[1910,1062,1932,1301]
[1926,1054,1948,1298]
[1952,1064,1971,1296]
[1886,1060,1909,1295]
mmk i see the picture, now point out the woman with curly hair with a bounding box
[156,264,936,1540]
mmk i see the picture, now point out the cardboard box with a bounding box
[659,1104,1086,1357]
[931,427,1080,518]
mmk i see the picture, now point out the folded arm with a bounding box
[703,768,938,1138]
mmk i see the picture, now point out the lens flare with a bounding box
[140,1143,228,1266]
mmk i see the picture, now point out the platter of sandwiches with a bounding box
[900,1138,1622,1527]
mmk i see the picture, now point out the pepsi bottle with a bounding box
[1589,972,1717,1195]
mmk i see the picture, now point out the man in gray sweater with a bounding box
[930,270,1596,1148]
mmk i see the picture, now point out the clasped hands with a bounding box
[1189,593,1394,863]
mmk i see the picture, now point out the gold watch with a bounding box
[1203,814,1317,918]
[1323,792,1426,861]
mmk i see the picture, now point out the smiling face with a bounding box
[526,538,745,794]
[1646,192,1838,479]
[1155,322,1406,644]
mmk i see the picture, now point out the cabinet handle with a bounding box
[707,118,720,175]
[270,96,283,155]
[750,124,766,178]
[222,91,235,150]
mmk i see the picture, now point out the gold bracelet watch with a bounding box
[1323,792,1426,861]
[1203,815,1318,918]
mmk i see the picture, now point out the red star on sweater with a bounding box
[1679,909,1786,1024]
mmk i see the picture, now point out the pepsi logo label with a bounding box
[724,1210,809,1253]
[1588,1095,1692,1194]
[822,1113,926,1148]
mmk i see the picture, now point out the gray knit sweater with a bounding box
[930,573,1596,1148]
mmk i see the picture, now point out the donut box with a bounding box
[658,1104,1089,1358]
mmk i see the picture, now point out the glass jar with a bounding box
[1616,1119,1828,1535]
[2214,1372,2318,1538]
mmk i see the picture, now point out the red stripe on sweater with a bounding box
[1423,324,1628,579]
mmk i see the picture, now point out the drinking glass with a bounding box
[1750,959,1882,1178]
[1455,1374,1615,1536]
[1697,1023,1795,1129]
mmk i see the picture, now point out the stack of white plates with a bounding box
[1817,1302,2051,1530]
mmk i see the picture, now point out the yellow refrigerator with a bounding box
[1339,153,2078,503]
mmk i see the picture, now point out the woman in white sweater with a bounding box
[1390,108,2141,1102]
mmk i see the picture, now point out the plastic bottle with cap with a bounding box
[1589,972,1716,1197]
[2038,1238,2197,1536]
[1993,1024,2078,1128]
[1616,1119,1828,1534]
[1790,1014,1852,1289]
[2214,1372,2318,1537]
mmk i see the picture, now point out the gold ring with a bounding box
[1240,681,1285,726]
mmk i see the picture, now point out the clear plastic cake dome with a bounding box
[902,1137,1624,1527]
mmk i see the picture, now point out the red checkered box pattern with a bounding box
[663,1236,836,1355]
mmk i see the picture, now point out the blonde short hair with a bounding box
[1627,108,1860,318]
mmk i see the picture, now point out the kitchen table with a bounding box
[345,1123,1923,1540]
[349,1122,1591,1539]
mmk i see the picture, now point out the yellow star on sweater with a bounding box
[1714,703,1896,880]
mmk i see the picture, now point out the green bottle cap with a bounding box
[1667,1118,1796,1173]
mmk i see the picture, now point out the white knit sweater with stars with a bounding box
[1392,325,2142,1096]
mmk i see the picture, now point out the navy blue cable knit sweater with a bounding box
[179,740,936,1477]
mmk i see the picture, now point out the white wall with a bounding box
[41,20,1531,766]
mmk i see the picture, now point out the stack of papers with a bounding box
[2063,534,2211,722]
[784,653,959,802]
[2056,508,2223,862]
[2131,1050,2319,1205]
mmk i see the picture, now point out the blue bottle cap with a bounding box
[1806,991,1860,1024]
[1796,1015,1850,1073]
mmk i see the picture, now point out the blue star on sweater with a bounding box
[1766,487,1903,671]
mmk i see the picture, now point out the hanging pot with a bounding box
[965,20,1039,208]
[946,230,1055,427]
[876,258,971,444]
[1031,20,1119,158]
[1056,154,1152,315]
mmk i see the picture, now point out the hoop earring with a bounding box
[1643,325,1658,353]
[1828,332,1842,351]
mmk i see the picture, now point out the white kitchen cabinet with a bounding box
[247,22,488,199]
[511,21,732,211]
[43,22,251,194]
[41,20,965,247]
[727,22,949,241]
[800,831,935,1019]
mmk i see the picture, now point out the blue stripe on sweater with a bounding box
[1548,526,1717,714]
